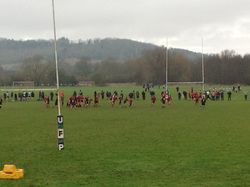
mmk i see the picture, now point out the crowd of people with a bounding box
[42,85,248,109]
[65,90,137,108]
[1,91,35,102]
[0,84,249,110]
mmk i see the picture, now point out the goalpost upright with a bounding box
[165,39,168,91]
[52,0,64,151]
[201,38,205,91]
[166,38,205,91]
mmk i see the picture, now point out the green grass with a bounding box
[0,86,250,186]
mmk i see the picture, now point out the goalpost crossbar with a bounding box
[167,81,204,85]
[0,88,57,92]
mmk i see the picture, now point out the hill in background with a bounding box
[0,38,155,67]
[0,37,202,69]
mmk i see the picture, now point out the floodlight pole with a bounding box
[201,38,205,91]
[165,39,168,92]
[52,0,64,151]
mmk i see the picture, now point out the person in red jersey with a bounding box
[111,93,118,107]
[161,91,167,105]
[191,91,199,104]
[44,95,50,108]
[60,90,65,106]
[76,95,83,107]
[128,92,134,107]
[150,91,156,104]
[166,94,172,105]
[79,95,84,107]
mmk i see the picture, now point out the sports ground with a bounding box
[0,86,250,186]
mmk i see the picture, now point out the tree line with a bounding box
[0,47,250,86]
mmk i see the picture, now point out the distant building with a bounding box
[106,82,137,87]
[78,81,95,87]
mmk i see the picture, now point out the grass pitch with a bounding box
[0,86,250,186]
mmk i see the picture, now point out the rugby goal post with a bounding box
[12,81,35,88]
[165,38,205,91]
[0,81,56,92]
[0,81,35,92]
[12,81,58,90]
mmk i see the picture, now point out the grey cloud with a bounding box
[0,0,249,54]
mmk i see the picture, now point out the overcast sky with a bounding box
[1,0,250,54]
